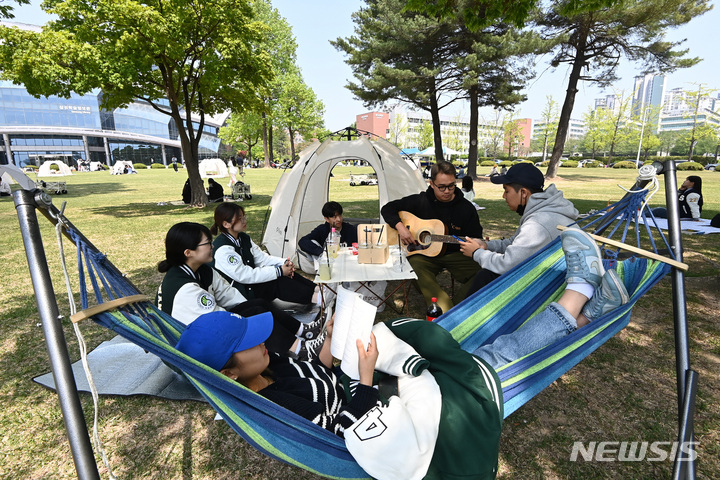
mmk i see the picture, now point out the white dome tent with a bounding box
[261,135,426,262]
[38,160,73,177]
[199,158,228,178]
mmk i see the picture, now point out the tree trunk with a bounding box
[262,112,270,167]
[267,125,274,167]
[546,22,589,179]
[429,91,444,162]
[288,126,296,164]
[173,111,207,206]
[467,85,479,179]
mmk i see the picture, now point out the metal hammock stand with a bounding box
[13,160,698,480]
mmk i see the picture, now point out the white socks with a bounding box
[566,282,595,300]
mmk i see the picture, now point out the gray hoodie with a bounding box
[472,183,578,275]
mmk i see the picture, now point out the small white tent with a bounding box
[199,158,228,178]
[38,161,73,177]
[262,136,426,260]
[111,161,134,175]
[0,163,36,190]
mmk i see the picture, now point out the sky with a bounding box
[7,0,719,131]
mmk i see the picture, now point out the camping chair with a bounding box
[14,161,698,480]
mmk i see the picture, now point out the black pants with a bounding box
[253,274,315,305]
[464,268,501,299]
[229,298,300,353]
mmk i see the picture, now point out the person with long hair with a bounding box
[210,203,319,307]
[156,222,325,360]
[652,175,704,220]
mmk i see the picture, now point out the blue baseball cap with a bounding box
[175,311,274,370]
[491,163,545,191]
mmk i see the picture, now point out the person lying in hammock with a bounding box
[209,203,321,313]
[156,222,325,361]
[473,227,630,369]
[176,310,504,480]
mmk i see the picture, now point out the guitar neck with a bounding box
[430,234,461,244]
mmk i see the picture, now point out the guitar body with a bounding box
[397,211,448,257]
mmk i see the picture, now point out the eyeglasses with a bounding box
[433,182,456,192]
[196,241,212,248]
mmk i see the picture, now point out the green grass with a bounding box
[0,164,718,479]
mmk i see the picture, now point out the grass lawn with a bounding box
[0,164,718,479]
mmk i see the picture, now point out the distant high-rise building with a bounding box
[594,95,620,113]
[632,74,666,117]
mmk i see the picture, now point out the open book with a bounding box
[330,285,377,380]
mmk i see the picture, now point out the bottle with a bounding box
[426,297,443,322]
[327,227,339,258]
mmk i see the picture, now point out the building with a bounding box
[632,74,666,117]
[594,95,620,114]
[358,107,505,156]
[657,87,720,132]
[356,111,389,139]
[0,22,225,169]
[0,81,225,168]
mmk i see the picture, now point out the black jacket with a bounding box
[381,186,483,254]
[298,221,358,256]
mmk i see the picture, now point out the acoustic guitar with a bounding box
[385,211,463,257]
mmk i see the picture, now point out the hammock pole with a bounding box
[13,189,100,480]
[661,160,697,479]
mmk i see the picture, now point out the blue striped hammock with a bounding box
[69,187,672,479]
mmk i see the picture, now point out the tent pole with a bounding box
[661,161,697,479]
[13,189,100,480]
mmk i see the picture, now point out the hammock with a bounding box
[37,180,675,478]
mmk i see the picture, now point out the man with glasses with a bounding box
[382,161,483,313]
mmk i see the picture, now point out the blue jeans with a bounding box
[473,302,578,370]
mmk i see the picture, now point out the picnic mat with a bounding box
[638,217,720,234]
[33,335,205,402]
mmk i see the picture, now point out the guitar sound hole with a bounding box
[418,231,432,245]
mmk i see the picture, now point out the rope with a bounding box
[54,206,119,480]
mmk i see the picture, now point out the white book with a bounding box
[330,285,377,380]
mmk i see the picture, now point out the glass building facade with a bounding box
[0,81,224,168]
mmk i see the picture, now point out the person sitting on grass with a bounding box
[207,178,224,203]
[156,222,324,361]
[473,227,629,369]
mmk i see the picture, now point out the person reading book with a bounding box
[176,287,504,480]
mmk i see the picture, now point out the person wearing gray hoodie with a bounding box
[458,163,578,299]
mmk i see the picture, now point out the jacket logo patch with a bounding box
[350,408,387,441]
[197,294,215,310]
[228,254,240,265]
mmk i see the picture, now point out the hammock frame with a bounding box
[12,161,698,480]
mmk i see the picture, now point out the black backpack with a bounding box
[711,213,720,228]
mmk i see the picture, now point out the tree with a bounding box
[0,0,28,19]
[449,22,540,178]
[679,84,718,159]
[658,130,683,156]
[333,0,457,161]
[503,113,524,159]
[253,2,298,167]
[0,0,273,206]
[417,120,435,150]
[404,0,618,30]
[536,0,711,178]
[387,109,410,147]
[275,72,325,162]
[219,111,264,164]
[535,95,559,161]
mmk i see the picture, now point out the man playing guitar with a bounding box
[381,161,483,314]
